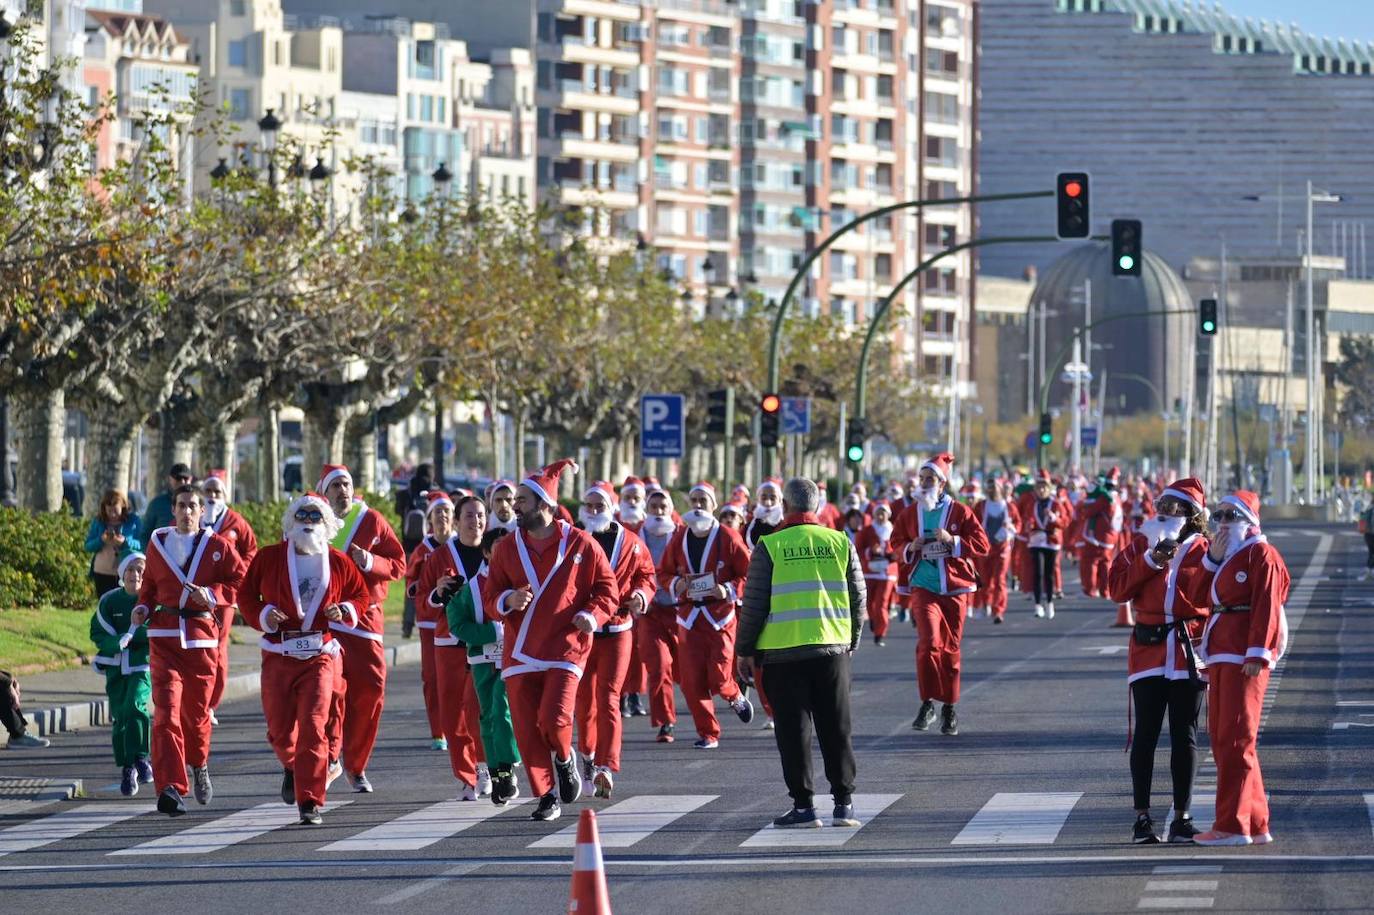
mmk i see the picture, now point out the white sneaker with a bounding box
[966,605,975,619]
[1046,602,1056,620]
[763,717,775,730]
[592,766,614,799]
[326,759,342,789]
[475,764,492,798]
[458,782,477,802]
[209,710,220,726]
[1034,604,1045,618]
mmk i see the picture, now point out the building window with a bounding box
[230,0,245,15]
[228,40,246,68]
[228,87,251,120]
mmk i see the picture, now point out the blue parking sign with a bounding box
[640,394,685,459]
[780,397,811,435]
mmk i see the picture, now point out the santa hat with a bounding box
[851,482,868,496]
[871,498,892,516]
[426,490,453,514]
[1160,477,1206,512]
[732,484,751,502]
[281,491,339,537]
[1104,466,1122,487]
[959,481,979,496]
[486,479,516,500]
[620,476,646,497]
[757,477,782,497]
[582,480,619,507]
[117,550,146,578]
[719,501,746,519]
[689,481,718,508]
[1218,490,1261,525]
[202,469,228,486]
[521,458,579,508]
[318,464,352,493]
[1035,468,1052,482]
[644,476,663,493]
[921,452,956,482]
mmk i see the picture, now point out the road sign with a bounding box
[640,394,685,459]
[1081,426,1098,447]
[780,397,811,435]
[1025,431,1039,451]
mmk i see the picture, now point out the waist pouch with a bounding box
[1133,623,1169,646]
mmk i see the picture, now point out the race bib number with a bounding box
[481,639,504,663]
[687,573,717,598]
[1028,532,1048,548]
[281,630,324,657]
[921,540,952,561]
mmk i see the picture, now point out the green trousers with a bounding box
[471,662,520,768]
[105,672,151,768]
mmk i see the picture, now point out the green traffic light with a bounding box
[1118,255,1134,271]
[1202,320,1216,333]
[1039,434,1053,446]
[847,445,864,463]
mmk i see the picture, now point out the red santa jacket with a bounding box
[418,536,486,645]
[892,496,920,594]
[584,522,658,634]
[891,496,990,596]
[854,522,898,582]
[1021,496,1066,550]
[240,543,368,658]
[332,503,405,642]
[405,535,440,602]
[657,521,751,631]
[974,499,1021,554]
[208,507,259,565]
[481,521,619,679]
[1108,532,1211,683]
[817,502,844,531]
[1194,536,1291,668]
[1075,491,1122,551]
[136,527,247,650]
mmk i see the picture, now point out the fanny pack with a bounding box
[1132,621,1202,680]
[1132,623,1169,646]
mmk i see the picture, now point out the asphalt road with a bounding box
[1,522,1370,914]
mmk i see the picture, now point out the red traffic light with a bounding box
[760,393,781,414]
[1064,181,1082,199]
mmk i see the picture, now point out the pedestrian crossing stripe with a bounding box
[110,801,353,856]
[529,794,717,849]
[0,803,144,857]
[740,794,903,848]
[951,792,1083,845]
[320,796,531,852]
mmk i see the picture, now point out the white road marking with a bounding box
[1333,722,1374,730]
[1138,899,1214,910]
[373,862,483,905]
[320,797,529,852]
[1081,645,1130,655]
[1144,879,1219,891]
[1168,791,1216,834]
[740,794,903,848]
[529,794,716,849]
[951,792,1082,846]
[1364,793,1374,840]
[110,801,351,856]
[0,804,145,857]
[1151,865,1222,874]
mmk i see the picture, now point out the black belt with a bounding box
[1213,605,1251,614]
[157,605,212,620]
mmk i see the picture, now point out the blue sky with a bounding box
[1219,1,1374,41]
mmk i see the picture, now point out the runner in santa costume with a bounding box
[417,494,491,799]
[319,464,405,793]
[854,500,898,645]
[638,488,684,743]
[816,482,844,531]
[132,485,247,816]
[1188,491,1290,846]
[481,459,619,822]
[657,481,755,748]
[1074,467,1124,599]
[891,453,989,737]
[614,476,649,717]
[404,491,450,750]
[718,500,747,533]
[1107,477,1211,845]
[973,479,1020,624]
[199,469,259,723]
[745,478,784,549]
[1011,473,1037,595]
[240,493,370,825]
[90,552,152,797]
[891,474,922,622]
[616,476,648,534]
[1024,474,1065,620]
[574,481,657,799]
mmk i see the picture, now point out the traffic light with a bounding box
[759,393,781,448]
[1111,219,1142,277]
[846,417,867,464]
[1038,412,1054,447]
[1055,172,1090,239]
[1199,298,1218,336]
[705,387,733,435]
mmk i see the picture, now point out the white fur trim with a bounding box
[318,467,352,493]
[1219,494,1260,525]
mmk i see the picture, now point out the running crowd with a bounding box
[81,454,1289,846]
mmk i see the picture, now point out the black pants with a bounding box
[1030,547,1057,604]
[0,670,27,739]
[1364,533,1374,569]
[1129,676,1205,813]
[762,652,856,809]
[91,572,119,599]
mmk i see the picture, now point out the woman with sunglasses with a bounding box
[1107,477,1212,845]
[1187,491,1290,846]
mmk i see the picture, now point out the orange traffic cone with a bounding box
[1114,601,1134,627]
[568,808,611,914]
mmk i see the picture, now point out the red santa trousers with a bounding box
[1018,543,1036,595]
[149,641,217,795]
[625,632,647,695]
[980,544,1012,619]
[418,628,442,739]
[505,668,579,798]
[867,579,894,637]
[435,644,484,786]
[328,631,388,774]
[912,591,967,705]
[261,651,334,807]
[328,654,344,763]
[575,630,633,770]
[1010,540,1027,590]
[637,610,679,727]
[1079,545,1112,598]
[209,603,235,710]
[679,623,742,741]
[1207,663,1271,837]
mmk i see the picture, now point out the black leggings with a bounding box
[1364,533,1374,569]
[1030,547,1057,604]
[1130,676,1205,813]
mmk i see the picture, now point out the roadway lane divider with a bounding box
[950,792,1082,846]
[1137,864,1220,910]
[109,801,354,856]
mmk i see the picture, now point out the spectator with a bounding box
[1,670,51,749]
[84,489,143,598]
[140,462,193,540]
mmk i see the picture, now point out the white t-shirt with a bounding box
[295,551,325,614]
[163,530,197,569]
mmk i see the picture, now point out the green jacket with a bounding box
[446,577,502,666]
[91,588,149,677]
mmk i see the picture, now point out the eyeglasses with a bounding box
[1211,508,1245,523]
[294,510,324,524]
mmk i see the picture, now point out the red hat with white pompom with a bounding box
[1218,489,1260,525]
[583,480,619,507]
[521,459,579,508]
[426,490,453,514]
[921,452,956,482]
[318,464,352,493]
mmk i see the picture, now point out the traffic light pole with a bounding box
[765,188,1056,476]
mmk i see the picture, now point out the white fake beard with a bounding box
[201,499,227,526]
[1213,522,1255,560]
[1139,515,1187,548]
[579,508,612,533]
[683,508,716,536]
[644,515,676,537]
[618,503,645,525]
[753,503,782,525]
[289,523,330,555]
[873,520,893,540]
[918,487,940,511]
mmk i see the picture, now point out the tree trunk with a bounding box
[303,404,351,487]
[156,410,195,478]
[259,406,281,503]
[513,412,527,483]
[83,409,139,516]
[345,413,379,496]
[201,419,239,500]
[14,386,65,512]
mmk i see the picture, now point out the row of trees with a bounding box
[2,32,930,513]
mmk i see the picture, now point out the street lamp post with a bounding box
[430,162,453,482]
[257,108,281,188]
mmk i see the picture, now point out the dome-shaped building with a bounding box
[1028,243,1194,415]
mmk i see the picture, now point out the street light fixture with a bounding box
[209,157,231,181]
[432,161,452,197]
[308,157,331,183]
[0,13,12,41]
[286,153,306,181]
[257,108,281,187]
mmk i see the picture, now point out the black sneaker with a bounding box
[773,807,821,828]
[120,767,138,798]
[554,755,582,804]
[157,786,186,817]
[833,802,860,827]
[627,693,645,717]
[993,616,1004,625]
[912,700,936,731]
[732,695,755,724]
[280,769,295,805]
[1169,815,1201,844]
[656,723,675,744]
[298,803,323,826]
[490,766,513,806]
[532,792,561,821]
[192,765,212,805]
[1133,813,1161,845]
[941,704,959,736]
[135,757,154,784]
[874,634,886,646]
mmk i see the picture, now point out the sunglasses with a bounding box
[294,510,324,524]
[1212,508,1246,522]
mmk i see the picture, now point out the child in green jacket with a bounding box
[447,528,522,806]
[90,552,152,797]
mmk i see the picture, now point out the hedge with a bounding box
[0,508,92,610]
